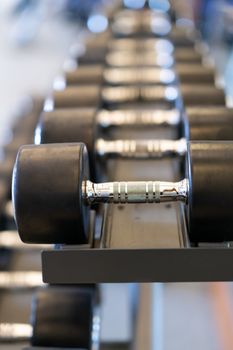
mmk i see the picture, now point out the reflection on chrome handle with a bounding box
[84,179,188,205]
[97,109,180,128]
[95,138,187,159]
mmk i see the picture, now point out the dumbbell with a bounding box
[64,65,216,86]
[104,48,203,67]
[50,84,225,110]
[109,8,171,37]
[36,106,233,180]
[39,106,231,134]
[0,285,95,349]
[74,30,204,70]
[111,8,197,43]
[75,37,204,66]
[13,142,233,244]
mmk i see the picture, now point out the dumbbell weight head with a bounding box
[31,285,95,348]
[174,48,203,63]
[12,142,233,244]
[112,10,196,45]
[186,141,233,242]
[180,84,225,106]
[36,109,98,180]
[65,65,104,85]
[13,143,90,244]
[51,85,101,109]
[184,107,233,140]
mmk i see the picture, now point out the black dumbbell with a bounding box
[50,84,225,110]
[104,47,203,67]
[36,106,233,180]
[98,8,181,39]
[12,142,233,244]
[76,37,203,65]
[184,106,233,140]
[106,37,200,55]
[0,285,95,349]
[111,9,197,43]
[39,105,233,133]
[64,65,216,86]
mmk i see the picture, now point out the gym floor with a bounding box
[1,1,233,349]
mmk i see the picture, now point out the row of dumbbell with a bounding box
[2,3,225,348]
[39,6,228,184]
[55,8,224,108]
[0,3,146,348]
[11,5,233,249]
[0,3,144,348]
[0,4,127,346]
[0,4,172,347]
[0,101,100,349]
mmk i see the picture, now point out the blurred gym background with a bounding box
[1,1,233,349]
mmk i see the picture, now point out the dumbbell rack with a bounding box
[42,127,233,284]
[42,212,233,284]
[4,1,233,350]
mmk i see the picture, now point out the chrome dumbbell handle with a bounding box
[96,109,180,127]
[95,138,187,159]
[84,179,188,205]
